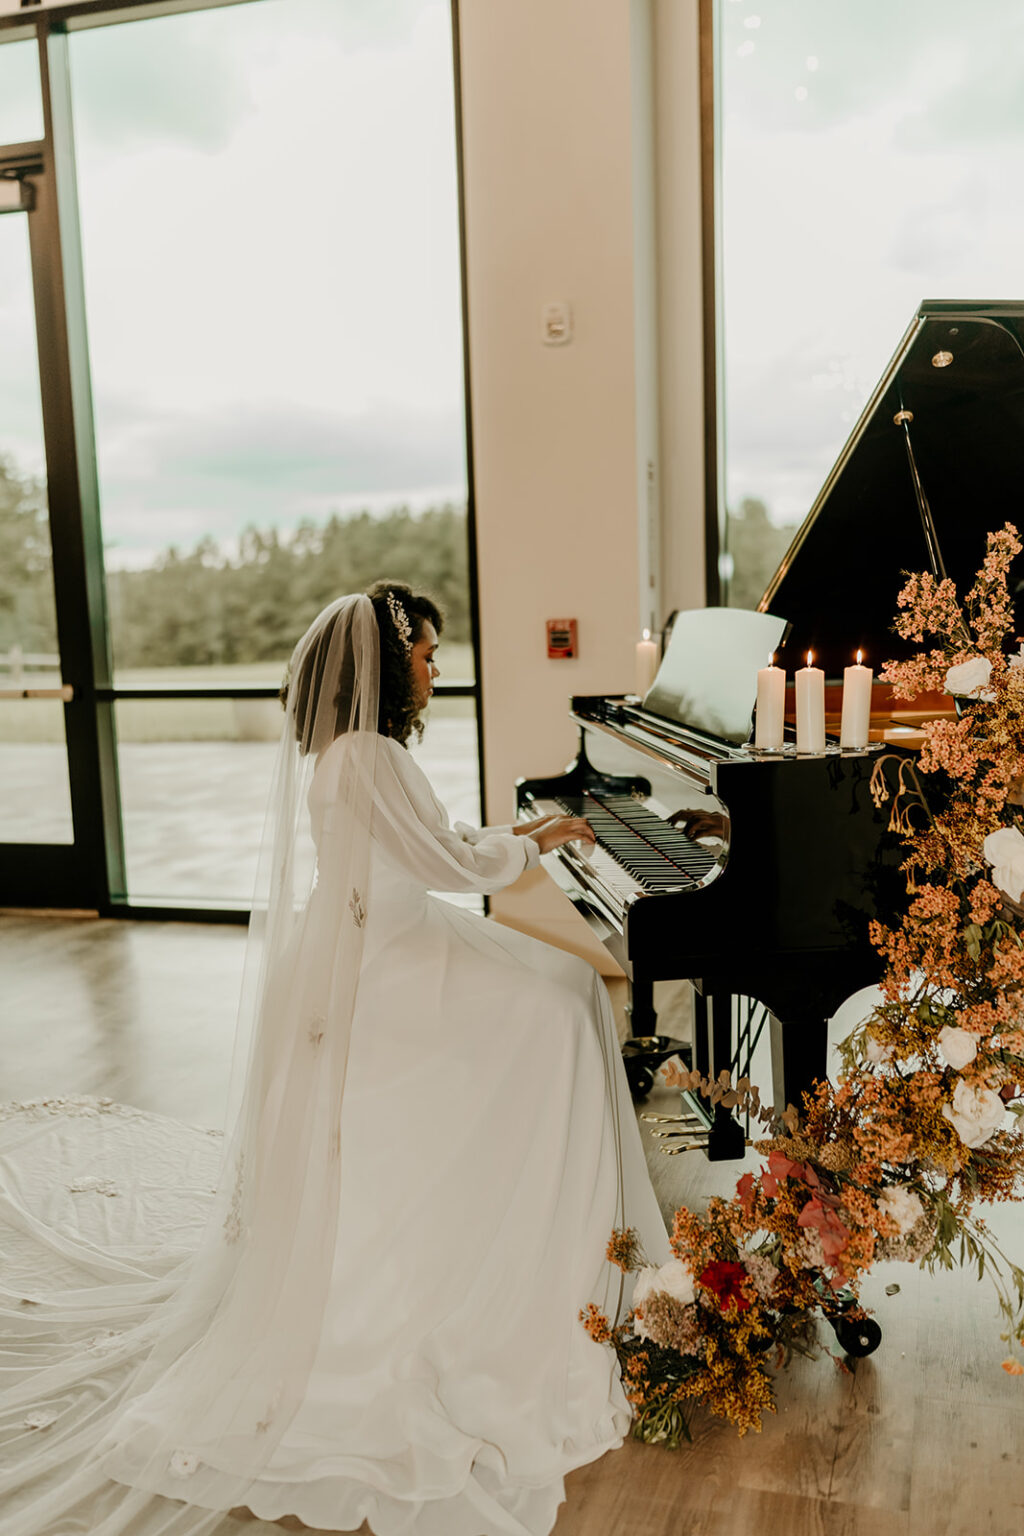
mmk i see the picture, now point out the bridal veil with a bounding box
[0,594,383,1533]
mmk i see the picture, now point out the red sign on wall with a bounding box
[546,619,578,659]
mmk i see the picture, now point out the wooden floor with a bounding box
[2,910,1023,1535]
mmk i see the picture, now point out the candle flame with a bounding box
[856,648,863,665]
[769,652,775,666]
[806,650,814,667]
[642,628,651,641]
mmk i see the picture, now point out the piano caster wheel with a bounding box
[830,1313,882,1359]
[624,1062,655,1100]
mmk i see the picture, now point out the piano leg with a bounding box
[625,975,657,1037]
[769,1012,828,1119]
[694,988,746,1162]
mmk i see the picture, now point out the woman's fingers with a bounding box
[530,816,595,854]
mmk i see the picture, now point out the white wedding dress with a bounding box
[0,735,669,1536]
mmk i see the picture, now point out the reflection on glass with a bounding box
[70,0,472,682]
[719,0,1024,606]
[0,40,43,144]
[0,213,73,844]
[115,696,480,905]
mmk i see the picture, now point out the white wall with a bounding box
[457,0,705,963]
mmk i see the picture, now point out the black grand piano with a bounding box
[517,300,1024,1159]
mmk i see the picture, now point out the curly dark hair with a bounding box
[280,582,443,751]
[365,579,443,745]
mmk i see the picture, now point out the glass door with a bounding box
[0,30,122,911]
[0,200,75,854]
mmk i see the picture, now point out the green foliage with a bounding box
[725,498,799,611]
[106,503,472,666]
[0,456,58,655]
[0,446,471,668]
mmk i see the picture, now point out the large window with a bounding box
[0,0,478,911]
[718,0,1024,606]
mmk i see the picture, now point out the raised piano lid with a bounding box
[759,300,1024,679]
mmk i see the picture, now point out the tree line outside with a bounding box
[0,455,473,672]
[104,502,472,671]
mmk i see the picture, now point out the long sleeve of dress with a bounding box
[453,821,515,843]
[313,736,539,896]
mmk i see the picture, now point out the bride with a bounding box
[0,583,670,1536]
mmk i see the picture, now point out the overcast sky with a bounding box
[0,0,465,566]
[2,1,1024,560]
[721,0,1024,525]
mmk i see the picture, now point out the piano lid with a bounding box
[759,300,1024,678]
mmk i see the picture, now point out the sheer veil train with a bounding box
[0,595,383,1533]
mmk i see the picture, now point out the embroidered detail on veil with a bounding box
[222,1153,245,1244]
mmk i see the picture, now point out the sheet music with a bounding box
[643,606,789,745]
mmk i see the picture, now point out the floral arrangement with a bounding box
[584,525,1024,1442]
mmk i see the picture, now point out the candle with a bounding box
[635,629,659,698]
[755,654,785,749]
[795,650,825,753]
[840,649,873,749]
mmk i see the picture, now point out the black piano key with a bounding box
[549,790,717,887]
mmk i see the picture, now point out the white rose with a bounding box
[941,1079,1005,1149]
[944,655,994,700]
[1008,644,1024,670]
[983,825,1024,903]
[877,1185,925,1236]
[865,1034,894,1065]
[631,1266,659,1310]
[937,1025,979,1069]
[651,1258,697,1308]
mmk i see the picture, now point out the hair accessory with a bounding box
[386,590,413,653]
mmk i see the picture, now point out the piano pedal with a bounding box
[661,1137,709,1155]
[640,1111,706,1127]
[666,1089,747,1162]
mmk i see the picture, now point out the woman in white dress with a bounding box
[0,585,669,1536]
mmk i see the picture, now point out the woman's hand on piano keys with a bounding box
[513,814,559,837]
[525,816,596,856]
[667,807,728,842]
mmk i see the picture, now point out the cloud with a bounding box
[93,396,467,556]
[69,15,254,154]
[67,0,436,153]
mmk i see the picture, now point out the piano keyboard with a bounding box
[530,792,718,900]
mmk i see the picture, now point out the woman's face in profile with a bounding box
[411,621,440,711]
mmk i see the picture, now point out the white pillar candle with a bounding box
[754,656,785,749]
[635,629,659,698]
[795,651,826,753]
[840,650,873,749]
